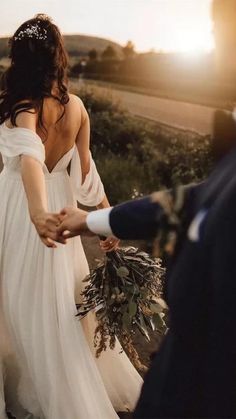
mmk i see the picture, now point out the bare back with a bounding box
[5,93,87,174]
[36,94,83,172]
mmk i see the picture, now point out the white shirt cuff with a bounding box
[86,208,113,237]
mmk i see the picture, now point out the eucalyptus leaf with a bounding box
[116,266,130,278]
[120,304,128,314]
[140,289,149,299]
[150,303,164,314]
[129,301,137,317]
[122,311,132,329]
[146,316,156,332]
[125,256,143,262]
[150,297,168,310]
[136,320,150,341]
[113,287,121,295]
[152,313,165,330]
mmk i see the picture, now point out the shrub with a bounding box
[73,85,212,204]
[95,153,146,204]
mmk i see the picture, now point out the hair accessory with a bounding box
[14,23,47,41]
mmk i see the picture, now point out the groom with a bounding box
[54,2,236,417]
[56,144,236,419]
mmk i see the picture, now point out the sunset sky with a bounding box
[0,0,214,53]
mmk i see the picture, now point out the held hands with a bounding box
[40,207,119,252]
[33,207,90,248]
[57,207,120,252]
[32,211,67,248]
[57,207,93,239]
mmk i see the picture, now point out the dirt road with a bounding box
[81,80,223,135]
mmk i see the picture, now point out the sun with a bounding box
[167,23,215,53]
[154,18,215,54]
[138,0,215,54]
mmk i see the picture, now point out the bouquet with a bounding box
[77,247,167,370]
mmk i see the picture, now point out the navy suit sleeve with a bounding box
[109,183,202,241]
[109,196,164,240]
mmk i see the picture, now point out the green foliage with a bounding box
[122,41,136,60]
[77,87,119,114]
[77,247,166,362]
[75,86,212,204]
[95,153,146,203]
[102,45,117,60]
[69,62,83,77]
[0,38,9,59]
[88,48,98,61]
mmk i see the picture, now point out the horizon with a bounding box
[0,32,215,56]
[0,0,214,54]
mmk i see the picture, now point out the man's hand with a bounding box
[57,207,94,239]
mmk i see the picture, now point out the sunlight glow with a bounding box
[162,25,215,53]
[135,0,215,53]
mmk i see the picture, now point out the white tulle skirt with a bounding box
[0,169,142,419]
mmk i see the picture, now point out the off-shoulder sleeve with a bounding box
[70,146,105,207]
[0,126,45,166]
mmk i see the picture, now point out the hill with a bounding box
[0,34,123,59]
[64,34,122,57]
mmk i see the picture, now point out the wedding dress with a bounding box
[0,123,142,419]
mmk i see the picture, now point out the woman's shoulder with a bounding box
[68,93,85,108]
[67,93,88,121]
[6,109,37,132]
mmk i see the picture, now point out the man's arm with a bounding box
[57,196,164,240]
[57,183,201,241]
[89,197,163,240]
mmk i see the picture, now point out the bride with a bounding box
[0,14,142,419]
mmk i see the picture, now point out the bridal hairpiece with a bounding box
[14,22,47,41]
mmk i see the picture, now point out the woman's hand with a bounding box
[32,211,65,248]
[96,194,119,252]
[100,236,120,253]
[57,207,93,239]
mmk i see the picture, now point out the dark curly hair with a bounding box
[0,14,69,131]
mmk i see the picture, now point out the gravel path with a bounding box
[81,80,223,135]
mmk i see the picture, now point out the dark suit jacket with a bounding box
[109,147,236,418]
